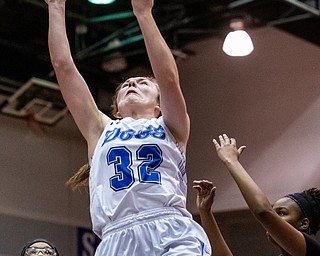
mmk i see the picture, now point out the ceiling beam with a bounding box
[267,12,313,26]
[283,0,320,16]
[74,21,140,61]
[87,11,134,23]
[228,0,257,9]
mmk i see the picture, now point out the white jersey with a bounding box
[89,116,192,238]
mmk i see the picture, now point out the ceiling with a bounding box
[0,0,319,117]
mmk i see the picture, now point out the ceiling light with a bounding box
[101,51,128,73]
[88,0,116,4]
[222,20,254,57]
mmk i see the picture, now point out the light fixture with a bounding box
[1,77,68,125]
[222,20,254,57]
[88,0,116,4]
[101,51,128,73]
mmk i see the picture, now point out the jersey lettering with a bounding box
[102,125,166,146]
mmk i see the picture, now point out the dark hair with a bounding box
[302,188,320,235]
[20,238,59,256]
[287,188,320,235]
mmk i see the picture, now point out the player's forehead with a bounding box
[273,197,300,212]
[124,77,150,83]
[28,242,52,248]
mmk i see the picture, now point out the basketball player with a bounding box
[43,0,211,255]
[213,134,320,256]
[21,238,59,256]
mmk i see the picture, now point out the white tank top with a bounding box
[89,116,191,238]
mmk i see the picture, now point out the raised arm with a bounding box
[193,180,233,256]
[213,134,306,256]
[44,0,110,156]
[131,0,190,150]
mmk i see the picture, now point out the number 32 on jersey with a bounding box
[107,144,163,191]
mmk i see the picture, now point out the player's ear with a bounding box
[155,105,161,117]
[114,112,122,119]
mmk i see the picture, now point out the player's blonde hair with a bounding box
[65,163,90,190]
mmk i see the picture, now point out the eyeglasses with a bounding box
[24,247,57,256]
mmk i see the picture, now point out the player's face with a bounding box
[116,77,159,114]
[272,197,302,228]
[266,197,304,246]
[24,242,57,256]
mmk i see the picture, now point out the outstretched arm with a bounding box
[213,134,306,256]
[132,0,190,150]
[44,0,110,156]
[193,180,233,256]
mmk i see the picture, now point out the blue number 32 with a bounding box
[107,144,163,191]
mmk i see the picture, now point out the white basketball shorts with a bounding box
[94,207,211,256]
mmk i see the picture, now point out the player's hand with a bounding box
[193,180,216,212]
[213,134,246,164]
[131,0,154,16]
